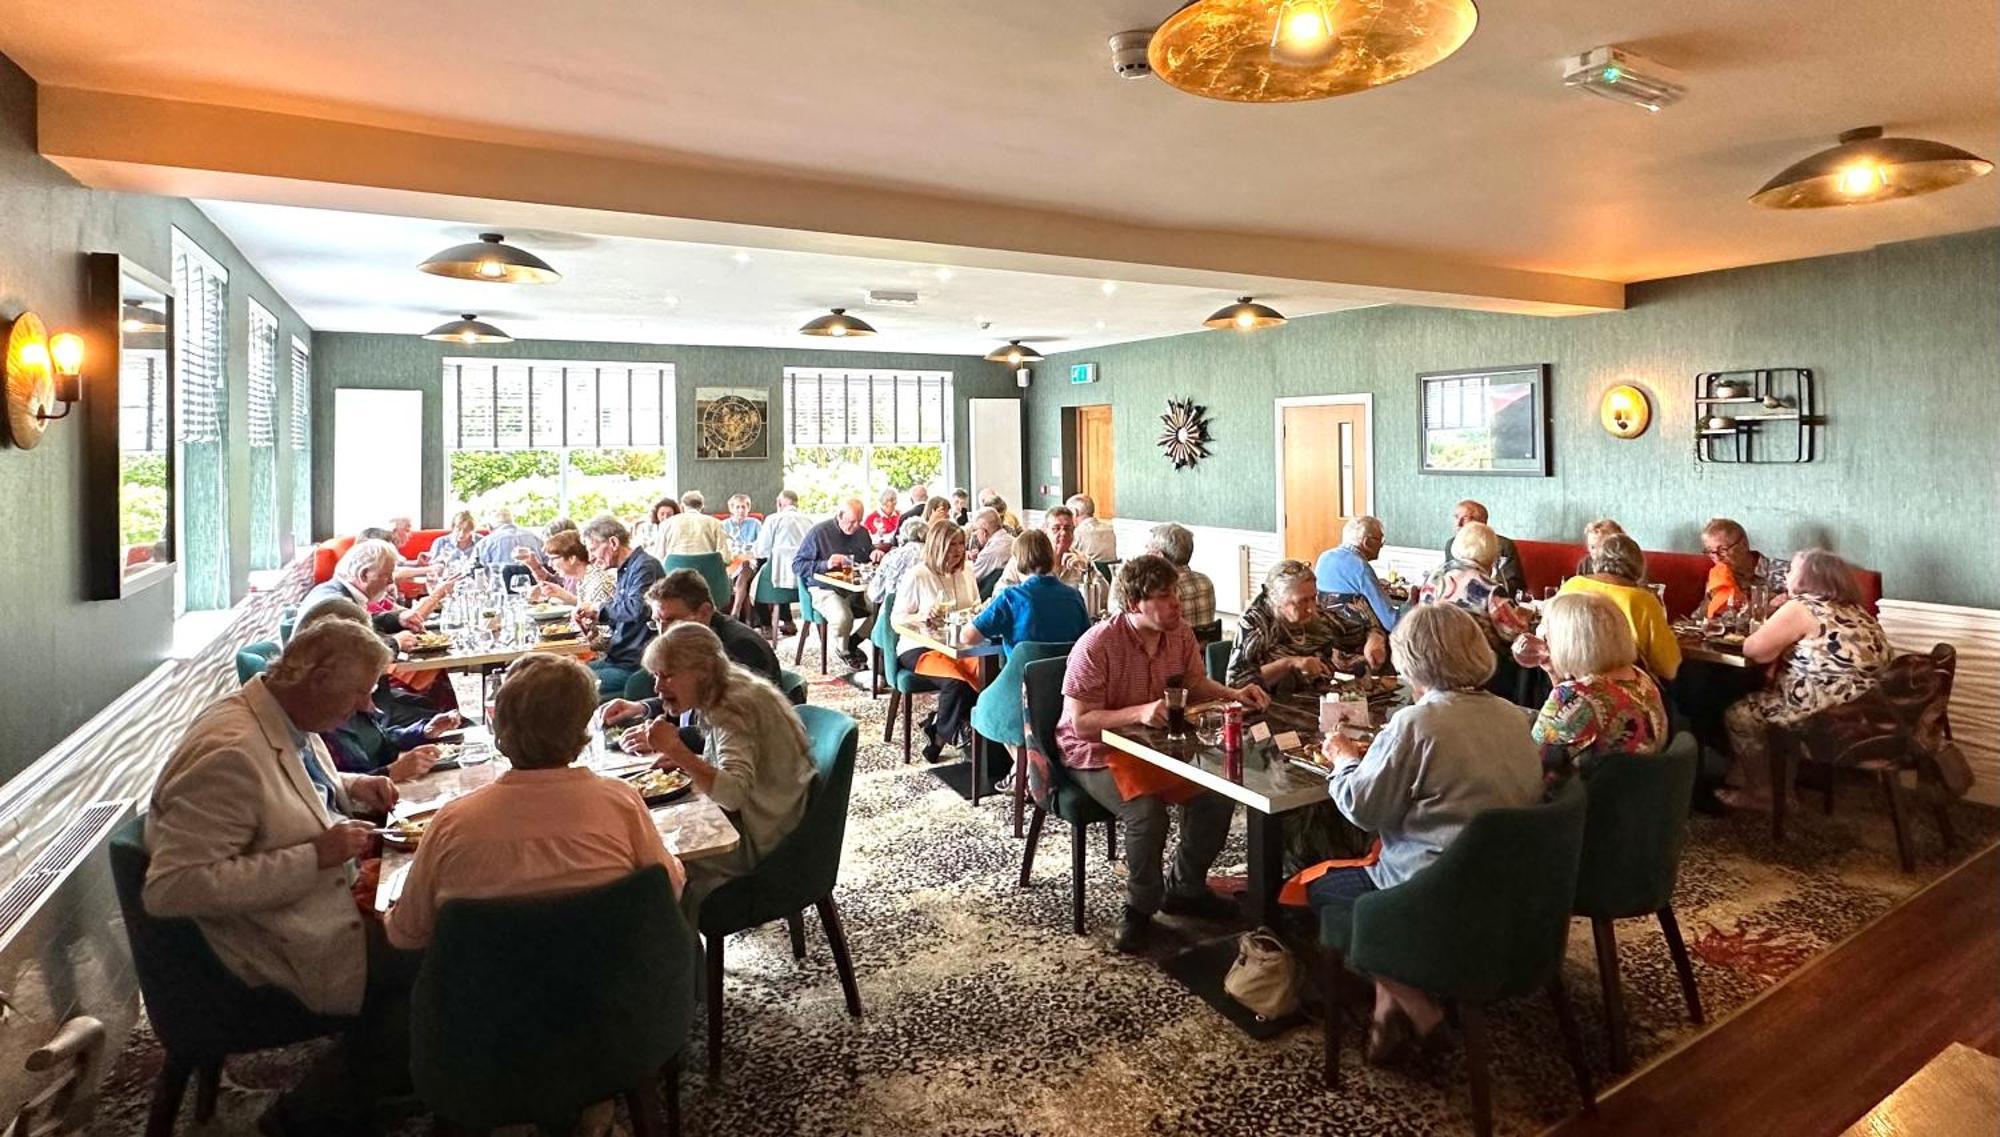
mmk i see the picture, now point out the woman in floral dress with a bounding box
[1721,549,1889,810]
[1529,592,1668,784]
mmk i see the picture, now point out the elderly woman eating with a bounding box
[1420,522,1531,656]
[385,653,684,950]
[1301,603,1544,1063]
[523,529,615,609]
[1529,592,1668,785]
[622,622,816,921]
[1556,533,1681,681]
[1719,549,1889,811]
[1228,559,1387,695]
[895,521,986,761]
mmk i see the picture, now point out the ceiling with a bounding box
[6,0,1997,339]
[192,200,1379,352]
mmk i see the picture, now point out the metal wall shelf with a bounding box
[1694,369,1821,463]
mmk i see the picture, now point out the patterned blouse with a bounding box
[1531,671,1668,783]
[567,565,615,610]
[1227,587,1373,689]
[1419,565,1531,651]
[1765,594,1889,722]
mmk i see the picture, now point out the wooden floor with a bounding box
[1546,841,2000,1137]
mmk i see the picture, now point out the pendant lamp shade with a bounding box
[1148,0,1479,104]
[1751,126,1994,209]
[419,233,562,283]
[423,314,513,344]
[984,340,1045,365]
[798,308,878,338]
[1203,296,1287,331]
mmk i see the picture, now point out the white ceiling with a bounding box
[6,0,1997,310]
[193,200,1380,353]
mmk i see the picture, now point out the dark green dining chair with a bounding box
[1204,638,1232,684]
[780,667,809,706]
[234,640,281,685]
[1321,778,1595,1137]
[872,595,931,763]
[109,816,348,1137]
[624,669,657,702]
[1091,559,1123,584]
[697,705,862,1079]
[1019,656,1120,934]
[969,641,1073,838]
[792,579,830,674]
[751,560,798,644]
[1574,735,1704,1072]
[276,605,299,644]
[411,865,695,1136]
[661,551,732,611]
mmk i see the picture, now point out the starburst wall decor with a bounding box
[1157,397,1212,469]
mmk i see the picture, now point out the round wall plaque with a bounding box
[5,312,56,450]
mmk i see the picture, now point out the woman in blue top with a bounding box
[965,530,1091,657]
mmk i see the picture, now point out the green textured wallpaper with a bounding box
[0,54,314,769]
[1024,229,2000,609]
[311,334,1019,526]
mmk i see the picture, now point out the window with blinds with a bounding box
[780,368,952,511]
[246,301,280,569]
[171,229,231,611]
[290,336,312,546]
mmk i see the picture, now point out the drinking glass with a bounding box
[1195,709,1224,747]
[1163,686,1190,740]
[1542,586,1559,602]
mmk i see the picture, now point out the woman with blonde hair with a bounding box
[1557,533,1680,680]
[1572,518,1628,578]
[624,623,814,920]
[1530,591,1668,784]
[894,520,984,760]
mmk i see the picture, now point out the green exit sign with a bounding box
[1070,363,1098,385]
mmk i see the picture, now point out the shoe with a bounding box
[1159,888,1241,923]
[995,771,1017,793]
[841,649,869,670]
[1365,1006,1448,1068]
[1113,905,1153,953]
[780,622,798,637]
[921,738,946,763]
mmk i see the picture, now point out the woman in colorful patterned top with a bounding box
[1530,592,1667,784]
[1227,559,1386,693]
[1720,549,1889,811]
[1420,521,1532,653]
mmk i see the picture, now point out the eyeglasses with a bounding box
[1703,536,1742,560]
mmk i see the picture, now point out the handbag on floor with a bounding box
[1223,928,1300,1021]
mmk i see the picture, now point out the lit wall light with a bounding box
[1599,383,1652,439]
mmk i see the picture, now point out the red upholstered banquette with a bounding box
[1509,539,1882,619]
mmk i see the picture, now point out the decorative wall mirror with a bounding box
[1417,363,1552,477]
[84,253,176,600]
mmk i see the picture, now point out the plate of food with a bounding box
[379,809,439,850]
[537,623,583,643]
[623,767,694,806]
[527,602,576,623]
[408,632,454,654]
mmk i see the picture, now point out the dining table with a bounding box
[891,617,1006,803]
[812,570,881,690]
[394,627,594,706]
[371,725,740,913]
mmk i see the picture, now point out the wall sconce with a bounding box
[43,333,83,421]
[1600,383,1652,439]
[4,311,82,450]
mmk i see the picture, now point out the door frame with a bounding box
[1273,393,1375,555]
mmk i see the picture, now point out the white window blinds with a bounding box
[247,300,278,448]
[171,231,228,445]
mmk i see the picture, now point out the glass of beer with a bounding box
[1164,686,1190,740]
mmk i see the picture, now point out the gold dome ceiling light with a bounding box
[1751,126,1994,209]
[418,232,562,283]
[1203,296,1288,330]
[798,308,878,338]
[984,340,1046,365]
[422,314,514,344]
[1147,0,1480,104]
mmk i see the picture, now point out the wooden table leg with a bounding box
[1243,810,1283,929]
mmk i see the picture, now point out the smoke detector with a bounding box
[864,289,920,308]
[1563,46,1686,113]
[1109,30,1155,79]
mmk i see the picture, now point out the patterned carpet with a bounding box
[87,643,1999,1136]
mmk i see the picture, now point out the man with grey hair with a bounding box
[744,488,816,633]
[471,507,545,571]
[657,489,730,556]
[1315,515,1401,631]
[899,483,930,523]
[145,619,410,1134]
[969,507,1016,580]
[999,503,1109,616]
[1140,522,1216,635]
[299,540,424,646]
[579,515,665,695]
[794,497,880,669]
[1067,493,1117,563]
[1443,500,1525,597]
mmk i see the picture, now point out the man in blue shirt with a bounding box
[1314,515,1400,631]
[471,509,545,569]
[579,516,664,696]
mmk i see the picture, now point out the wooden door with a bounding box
[1280,402,1370,562]
[1077,404,1115,518]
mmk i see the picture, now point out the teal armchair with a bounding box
[1204,638,1231,684]
[697,705,863,1078]
[1574,735,1704,1071]
[411,866,695,1135]
[871,595,931,763]
[661,551,731,611]
[792,579,830,674]
[968,641,1073,837]
[1019,656,1120,934]
[1322,779,1595,1137]
[234,640,280,685]
[751,559,798,643]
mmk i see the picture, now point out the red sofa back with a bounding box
[311,529,456,589]
[1511,539,1881,618]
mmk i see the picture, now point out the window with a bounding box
[441,358,675,526]
[171,229,229,612]
[782,368,952,513]
[290,336,312,547]
[246,300,280,570]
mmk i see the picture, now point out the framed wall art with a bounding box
[1417,363,1551,477]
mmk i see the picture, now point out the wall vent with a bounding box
[0,801,130,955]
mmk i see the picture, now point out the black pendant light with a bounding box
[1203,296,1287,331]
[798,308,878,338]
[1751,126,1993,209]
[984,340,1045,365]
[422,314,513,344]
[418,232,562,283]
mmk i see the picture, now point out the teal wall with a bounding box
[0,54,314,770]
[1025,229,2000,610]
[311,334,1019,525]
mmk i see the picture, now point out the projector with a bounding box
[1563,46,1685,113]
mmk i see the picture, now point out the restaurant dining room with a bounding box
[0,2,1995,1135]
